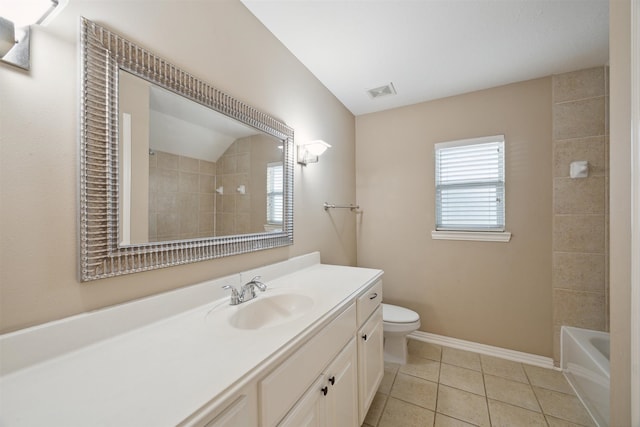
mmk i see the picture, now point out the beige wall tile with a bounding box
[236,213,250,234]
[552,214,604,253]
[533,387,595,426]
[156,211,179,238]
[148,213,157,240]
[480,355,528,383]
[236,152,250,173]
[199,194,214,212]
[553,289,606,330]
[552,252,605,292]
[199,159,215,175]
[378,397,435,427]
[199,213,213,234]
[553,97,605,140]
[155,169,179,193]
[439,363,485,396]
[236,194,251,214]
[179,206,198,234]
[223,155,237,174]
[148,190,158,212]
[179,155,199,173]
[178,193,198,212]
[488,400,547,427]
[390,373,437,410]
[156,192,178,212]
[484,374,540,412]
[178,171,199,193]
[436,385,490,426]
[553,177,605,215]
[552,67,605,103]
[553,137,606,178]
[441,347,481,371]
[157,151,178,169]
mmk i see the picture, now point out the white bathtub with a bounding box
[561,326,610,427]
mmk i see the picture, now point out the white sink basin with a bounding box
[228,293,314,330]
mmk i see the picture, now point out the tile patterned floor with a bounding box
[362,339,595,427]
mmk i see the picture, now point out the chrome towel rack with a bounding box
[324,202,360,212]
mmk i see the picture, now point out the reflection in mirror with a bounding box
[118,70,283,245]
[79,17,294,281]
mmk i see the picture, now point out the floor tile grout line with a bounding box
[375,364,400,427]
[479,354,493,427]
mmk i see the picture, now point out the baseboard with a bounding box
[409,331,556,370]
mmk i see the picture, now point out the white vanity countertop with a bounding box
[0,255,382,426]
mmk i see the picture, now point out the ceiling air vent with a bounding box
[367,82,397,99]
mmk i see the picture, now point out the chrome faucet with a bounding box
[222,276,267,305]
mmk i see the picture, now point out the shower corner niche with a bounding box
[79,17,294,282]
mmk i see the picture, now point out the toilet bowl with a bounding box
[382,303,421,364]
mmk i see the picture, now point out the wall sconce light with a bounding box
[0,0,67,70]
[297,140,331,166]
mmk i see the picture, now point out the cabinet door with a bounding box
[278,376,326,427]
[325,338,358,427]
[357,306,384,424]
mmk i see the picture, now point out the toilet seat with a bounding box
[383,303,420,324]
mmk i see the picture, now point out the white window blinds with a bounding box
[435,135,505,232]
[267,162,283,224]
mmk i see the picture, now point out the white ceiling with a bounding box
[241,0,609,116]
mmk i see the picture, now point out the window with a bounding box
[434,135,510,241]
[266,162,283,224]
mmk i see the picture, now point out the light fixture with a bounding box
[0,0,67,70]
[297,140,331,166]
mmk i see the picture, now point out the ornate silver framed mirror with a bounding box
[79,17,294,282]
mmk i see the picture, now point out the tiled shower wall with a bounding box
[148,151,217,241]
[551,67,609,364]
[215,137,252,236]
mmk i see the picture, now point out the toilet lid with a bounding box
[382,303,420,323]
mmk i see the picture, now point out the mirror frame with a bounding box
[79,18,294,282]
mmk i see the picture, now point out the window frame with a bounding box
[266,161,284,225]
[432,135,511,242]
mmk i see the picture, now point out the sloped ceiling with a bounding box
[241,0,609,115]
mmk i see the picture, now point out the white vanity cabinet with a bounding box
[279,338,358,427]
[179,384,258,427]
[356,280,384,424]
[260,304,357,427]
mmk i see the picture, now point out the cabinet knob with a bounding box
[328,376,335,386]
[321,386,328,396]
[362,334,368,341]
[369,292,378,300]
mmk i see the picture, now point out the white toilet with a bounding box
[382,303,421,364]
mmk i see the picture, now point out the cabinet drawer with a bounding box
[356,280,383,327]
[260,303,357,427]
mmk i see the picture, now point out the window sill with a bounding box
[431,230,512,242]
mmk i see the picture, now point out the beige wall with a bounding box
[0,0,356,333]
[356,77,553,357]
[609,0,632,424]
[551,67,609,364]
